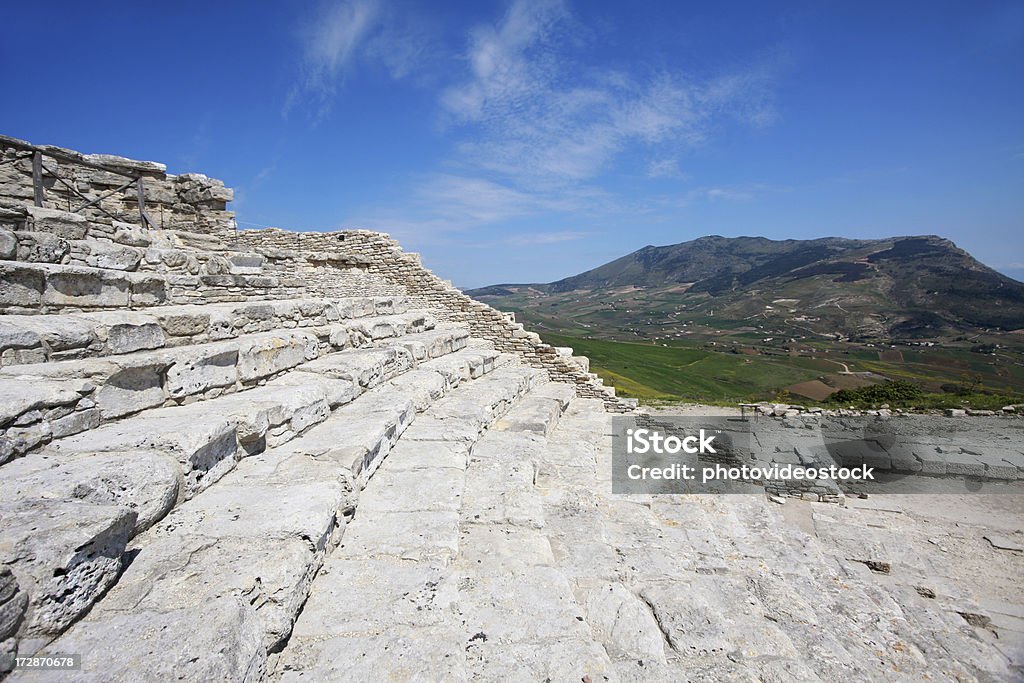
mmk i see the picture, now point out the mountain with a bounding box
[468,235,1024,340]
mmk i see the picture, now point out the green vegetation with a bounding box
[829,380,923,404]
[825,379,1024,411]
[542,333,827,404]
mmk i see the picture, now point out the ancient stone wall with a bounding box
[0,137,631,411]
[231,228,632,410]
[0,135,235,238]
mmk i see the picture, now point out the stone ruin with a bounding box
[0,136,1019,681]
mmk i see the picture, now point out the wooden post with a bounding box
[136,178,154,229]
[31,151,44,207]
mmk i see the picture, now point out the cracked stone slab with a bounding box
[0,500,135,649]
[279,627,465,683]
[339,511,460,564]
[291,558,458,638]
[26,597,265,683]
[49,412,238,499]
[0,450,180,534]
[92,535,318,652]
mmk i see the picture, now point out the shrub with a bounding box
[828,380,924,405]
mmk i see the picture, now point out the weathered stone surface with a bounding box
[16,232,69,263]
[43,266,130,308]
[164,343,237,398]
[579,583,667,663]
[271,371,358,408]
[494,390,563,435]
[31,598,265,682]
[94,535,318,652]
[236,331,317,382]
[0,263,45,307]
[0,500,135,648]
[0,451,180,534]
[25,206,88,240]
[6,315,96,353]
[340,510,460,563]
[298,346,411,389]
[0,379,83,426]
[0,230,16,260]
[388,368,448,411]
[278,628,464,682]
[85,244,142,272]
[0,569,27,666]
[93,364,165,418]
[49,413,238,498]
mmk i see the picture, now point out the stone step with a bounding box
[0,261,169,314]
[0,295,409,366]
[5,229,271,280]
[0,337,485,660]
[0,311,438,459]
[0,260,309,315]
[21,359,537,680]
[276,368,552,681]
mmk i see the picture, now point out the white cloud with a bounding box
[286,0,434,118]
[647,158,688,179]
[441,0,781,185]
[505,230,590,246]
[343,171,620,250]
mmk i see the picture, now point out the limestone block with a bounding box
[278,629,463,683]
[579,583,667,663]
[82,153,166,175]
[290,559,458,640]
[0,322,40,354]
[0,230,16,260]
[50,407,101,439]
[494,394,563,435]
[389,369,448,412]
[0,500,135,647]
[271,372,358,409]
[37,597,265,682]
[85,244,142,272]
[0,263,45,308]
[0,379,84,426]
[12,315,97,355]
[155,308,209,337]
[92,363,166,418]
[129,274,167,307]
[0,450,180,534]
[339,510,460,564]
[15,232,69,264]
[50,413,238,499]
[164,343,238,398]
[25,206,88,240]
[298,347,410,389]
[0,568,27,648]
[110,221,151,247]
[237,332,317,383]
[43,267,130,308]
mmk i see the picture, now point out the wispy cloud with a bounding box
[505,230,590,246]
[647,158,689,179]
[440,0,782,185]
[286,0,380,118]
[345,172,611,245]
[285,0,434,119]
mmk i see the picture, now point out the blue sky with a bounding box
[2,1,1022,288]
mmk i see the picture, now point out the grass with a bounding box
[542,332,1024,409]
[542,333,827,404]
